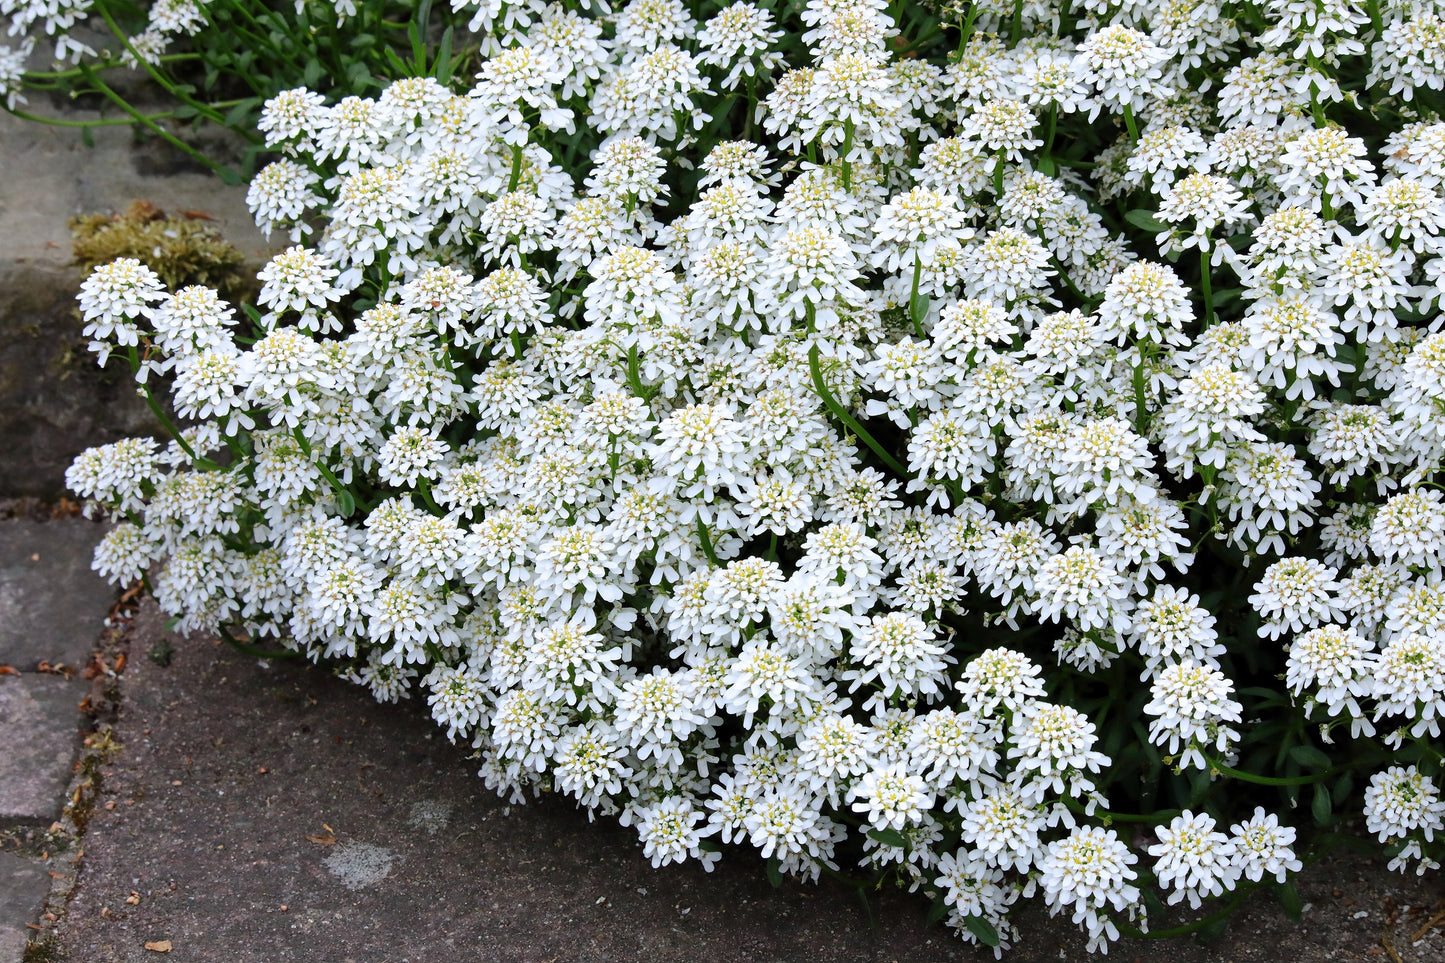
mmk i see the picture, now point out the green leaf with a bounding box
[1312,783,1333,825]
[925,895,949,927]
[1332,773,1355,806]
[1278,881,1302,921]
[223,97,259,130]
[1289,745,1333,772]
[432,26,454,83]
[337,489,356,518]
[384,47,411,77]
[1037,155,1056,176]
[965,915,1000,947]
[868,827,906,848]
[1124,208,1168,232]
[408,21,425,72]
[1197,914,1229,942]
[164,615,182,632]
[765,856,782,888]
[81,125,94,149]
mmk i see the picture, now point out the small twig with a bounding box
[1411,910,1445,943]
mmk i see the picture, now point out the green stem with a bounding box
[4,107,175,128]
[126,345,207,467]
[1209,757,1342,786]
[955,4,980,56]
[23,52,201,82]
[839,119,855,191]
[808,345,909,477]
[218,623,303,659]
[93,5,247,135]
[79,65,232,178]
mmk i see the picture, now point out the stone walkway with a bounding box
[0,515,116,960]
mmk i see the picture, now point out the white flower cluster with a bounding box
[64,0,1445,952]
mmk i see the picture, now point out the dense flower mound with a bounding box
[63,0,1445,953]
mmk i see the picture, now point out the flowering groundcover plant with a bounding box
[62,0,1445,954]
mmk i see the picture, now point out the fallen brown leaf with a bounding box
[126,891,141,905]
[37,661,74,679]
[144,940,172,953]
[180,209,216,221]
[0,666,18,676]
[125,200,164,222]
[305,832,336,846]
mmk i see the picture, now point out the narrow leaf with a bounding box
[1279,881,1302,921]
[433,27,454,83]
[1288,745,1332,772]
[965,915,1000,947]
[868,827,906,848]
[1312,783,1333,825]
[1124,208,1168,232]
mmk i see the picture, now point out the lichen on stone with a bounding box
[69,200,253,302]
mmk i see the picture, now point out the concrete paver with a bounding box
[0,674,83,824]
[49,599,1445,963]
[0,518,114,668]
[0,852,51,960]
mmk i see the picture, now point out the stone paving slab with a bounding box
[53,599,1445,963]
[0,518,113,668]
[0,674,83,824]
[0,106,270,273]
[0,108,274,498]
[0,852,50,960]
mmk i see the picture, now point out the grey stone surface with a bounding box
[0,674,82,823]
[0,106,272,497]
[0,518,113,667]
[0,106,270,273]
[0,851,51,958]
[52,599,1445,963]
